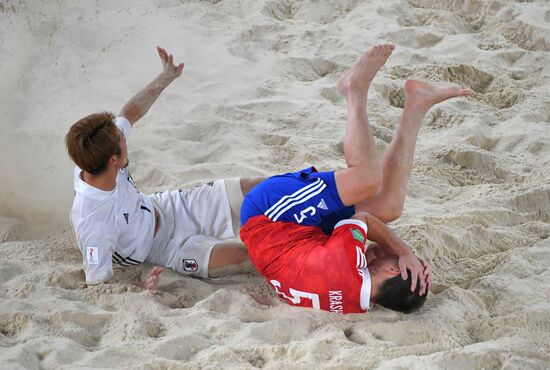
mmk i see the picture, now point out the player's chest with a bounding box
[114,173,149,227]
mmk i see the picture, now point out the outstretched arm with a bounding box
[119,46,184,126]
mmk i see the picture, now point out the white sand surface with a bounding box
[1,0,550,369]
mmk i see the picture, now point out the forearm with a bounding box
[119,74,175,125]
[354,212,429,294]
[367,243,397,260]
[354,212,412,256]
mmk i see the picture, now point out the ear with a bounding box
[388,265,401,275]
[108,155,118,166]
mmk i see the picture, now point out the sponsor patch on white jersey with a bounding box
[86,247,99,265]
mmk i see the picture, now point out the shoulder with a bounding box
[329,220,368,250]
[333,219,368,239]
[325,219,369,270]
[114,116,132,138]
[74,209,119,241]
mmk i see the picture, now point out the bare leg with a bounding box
[357,80,473,222]
[204,178,264,278]
[240,177,264,195]
[335,44,395,206]
[208,242,253,277]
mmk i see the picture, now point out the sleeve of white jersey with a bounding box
[80,232,116,285]
[115,116,132,141]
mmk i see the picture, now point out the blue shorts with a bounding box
[240,167,355,235]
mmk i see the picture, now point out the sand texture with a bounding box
[1,0,550,369]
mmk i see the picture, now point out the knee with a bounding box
[209,243,250,271]
[240,177,265,195]
[358,172,382,200]
[379,202,403,223]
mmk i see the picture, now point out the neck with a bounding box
[369,271,383,302]
[82,168,118,191]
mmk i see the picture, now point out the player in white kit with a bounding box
[66,46,261,290]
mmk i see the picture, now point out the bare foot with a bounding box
[404,80,474,110]
[338,44,395,98]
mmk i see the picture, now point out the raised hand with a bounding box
[156,45,184,81]
[119,47,184,125]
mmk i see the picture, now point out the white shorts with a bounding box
[146,178,243,278]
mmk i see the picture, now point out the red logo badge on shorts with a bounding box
[183,259,198,272]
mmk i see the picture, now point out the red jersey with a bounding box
[240,215,372,314]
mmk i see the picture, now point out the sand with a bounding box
[1,0,550,369]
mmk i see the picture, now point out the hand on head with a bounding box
[398,252,431,296]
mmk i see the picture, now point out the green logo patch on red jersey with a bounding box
[351,228,365,244]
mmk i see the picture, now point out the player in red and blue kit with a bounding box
[241,167,374,313]
[240,44,473,314]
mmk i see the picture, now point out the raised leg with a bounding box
[357,80,473,222]
[335,44,395,207]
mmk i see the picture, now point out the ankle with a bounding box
[346,93,368,108]
[403,99,430,115]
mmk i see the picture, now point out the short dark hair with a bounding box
[374,269,427,313]
[65,112,121,175]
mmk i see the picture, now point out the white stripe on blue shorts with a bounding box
[264,178,327,221]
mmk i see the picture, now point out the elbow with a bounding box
[119,104,141,125]
[352,210,373,226]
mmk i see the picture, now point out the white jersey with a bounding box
[70,117,155,284]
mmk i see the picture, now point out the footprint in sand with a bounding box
[426,108,466,130]
[0,312,28,338]
[263,0,358,24]
[46,268,87,290]
[499,20,550,52]
[262,0,294,21]
[407,0,488,31]
[49,311,112,348]
[284,57,339,82]
[260,133,290,147]
[153,335,211,361]
[448,148,508,179]
[397,8,475,34]
[382,29,443,48]
[509,188,550,217]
